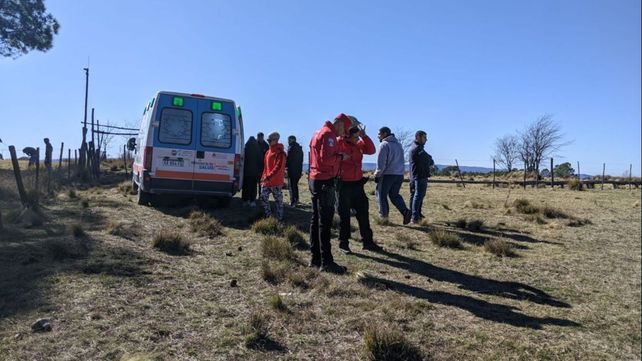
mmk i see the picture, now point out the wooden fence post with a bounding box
[577,161,582,190]
[58,142,64,169]
[123,145,128,178]
[74,149,78,166]
[601,163,605,190]
[523,167,527,189]
[68,149,72,179]
[9,146,28,205]
[35,147,40,190]
[629,164,632,191]
[455,159,465,188]
[492,159,496,189]
[550,158,554,188]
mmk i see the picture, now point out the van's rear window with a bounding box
[159,108,193,145]
[201,113,232,148]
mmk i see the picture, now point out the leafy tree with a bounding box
[554,162,575,177]
[0,0,60,58]
[540,168,551,177]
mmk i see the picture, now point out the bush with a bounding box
[484,239,515,257]
[252,218,282,236]
[567,178,583,191]
[262,236,296,262]
[429,230,462,248]
[541,206,569,219]
[189,211,224,238]
[513,199,539,214]
[362,324,424,361]
[153,229,191,255]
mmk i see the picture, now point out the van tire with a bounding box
[137,187,152,206]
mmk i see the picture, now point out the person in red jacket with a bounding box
[308,114,351,273]
[337,122,383,254]
[260,132,287,222]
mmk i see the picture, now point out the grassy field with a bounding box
[0,167,640,361]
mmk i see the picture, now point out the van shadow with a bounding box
[358,274,579,330]
[352,249,571,309]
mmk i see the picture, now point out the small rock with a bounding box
[230,279,238,287]
[237,246,243,252]
[14,333,22,340]
[225,252,233,257]
[404,275,411,279]
[31,318,52,333]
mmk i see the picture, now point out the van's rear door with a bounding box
[192,99,236,194]
[151,94,197,191]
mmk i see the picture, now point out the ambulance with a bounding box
[129,91,244,205]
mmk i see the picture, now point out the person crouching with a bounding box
[260,132,287,222]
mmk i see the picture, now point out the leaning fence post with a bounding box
[492,159,496,189]
[577,161,581,190]
[35,147,40,190]
[9,146,28,206]
[455,159,465,188]
[629,164,632,191]
[58,142,64,170]
[68,149,72,179]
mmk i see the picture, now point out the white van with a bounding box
[129,91,244,205]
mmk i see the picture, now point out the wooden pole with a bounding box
[492,158,496,189]
[74,149,78,166]
[80,67,89,170]
[9,146,28,205]
[629,164,632,191]
[123,144,128,178]
[577,161,581,190]
[35,147,40,190]
[550,158,554,188]
[523,166,527,189]
[68,149,71,179]
[601,163,605,190]
[454,159,465,188]
[58,142,64,169]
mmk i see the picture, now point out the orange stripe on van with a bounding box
[155,170,193,180]
[194,173,230,181]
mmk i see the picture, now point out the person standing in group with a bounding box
[259,132,287,221]
[22,147,37,168]
[256,132,270,196]
[409,130,434,223]
[337,121,383,254]
[285,135,303,207]
[44,138,53,171]
[308,115,351,273]
[374,127,412,225]
[242,136,262,207]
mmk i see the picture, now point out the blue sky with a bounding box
[1,0,640,175]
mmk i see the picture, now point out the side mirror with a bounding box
[127,137,136,151]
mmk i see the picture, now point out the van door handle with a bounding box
[196,151,205,159]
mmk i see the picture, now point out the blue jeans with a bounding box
[376,175,409,218]
[411,178,428,221]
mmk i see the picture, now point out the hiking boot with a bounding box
[338,241,352,254]
[403,210,412,225]
[308,258,321,268]
[319,261,347,274]
[362,241,384,252]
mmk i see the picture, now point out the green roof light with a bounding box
[173,97,184,107]
[212,102,222,111]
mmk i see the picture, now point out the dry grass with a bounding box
[429,229,462,248]
[484,238,516,257]
[189,211,224,238]
[252,217,283,236]
[152,229,191,255]
[0,171,640,361]
[261,236,297,262]
[362,324,425,361]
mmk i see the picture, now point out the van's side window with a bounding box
[159,108,193,145]
[201,113,232,148]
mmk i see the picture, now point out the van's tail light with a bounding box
[233,154,242,190]
[143,146,153,171]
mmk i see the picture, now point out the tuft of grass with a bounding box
[375,218,391,226]
[262,236,296,262]
[288,271,309,289]
[252,217,283,236]
[284,225,307,249]
[466,218,485,231]
[269,294,287,312]
[525,214,547,224]
[152,229,191,255]
[244,312,271,349]
[484,238,515,257]
[396,233,419,250]
[361,324,425,361]
[513,198,539,214]
[541,206,569,219]
[81,199,89,208]
[189,211,224,238]
[567,218,592,227]
[118,181,135,195]
[429,230,462,248]
[71,223,85,238]
[441,204,451,210]
[261,261,289,284]
[454,218,468,229]
[67,188,78,199]
[106,221,138,240]
[567,178,583,191]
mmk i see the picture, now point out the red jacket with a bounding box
[338,135,376,182]
[309,121,340,180]
[261,143,287,187]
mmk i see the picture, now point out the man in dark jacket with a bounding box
[44,138,53,171]
[22,147,37,167]
[409,130,434,223]
[243,136,263,206]
[256,132,270,197]
[286,135,304,207]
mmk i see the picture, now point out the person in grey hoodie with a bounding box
[374,127,412,224]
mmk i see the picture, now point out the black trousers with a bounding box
[288,174,301,204]
[242,176,259,202]
[338,180,373,244]
[309,178,336,265]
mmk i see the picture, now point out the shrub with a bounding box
[189,211,224,238]
[153,229,191,255]
[262,236,296,262]
[429,230,462,248]
[541,207,569,219]
[484,238,515,257]
[284,225,307,249]
[252,218,282,236]
[513,199,539,214]
[361,324,424,361]
[567,178,583,191]
[454,218,467,229]
[269,294,287,312]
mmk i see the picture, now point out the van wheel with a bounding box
[218,197,232,207]
[137,187,152,206]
